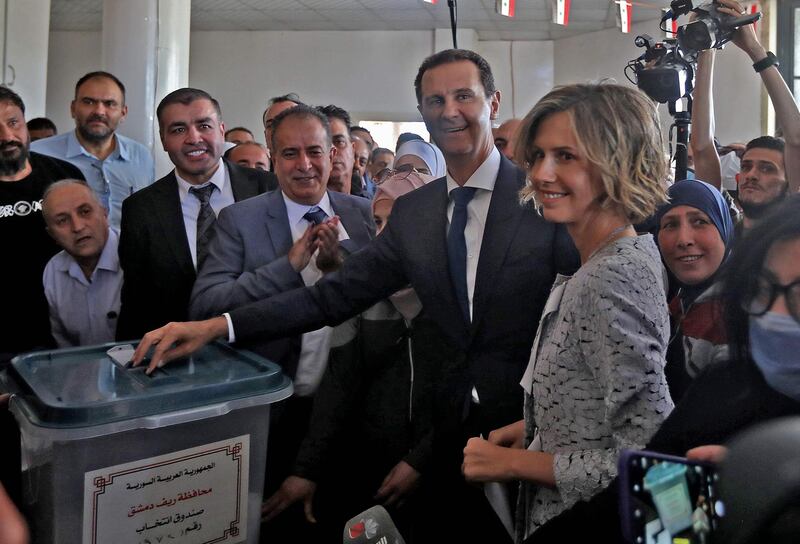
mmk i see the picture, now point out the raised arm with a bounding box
[718,0,800,192]
[691,49,722,188]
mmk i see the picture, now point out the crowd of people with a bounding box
[1,4,799,542]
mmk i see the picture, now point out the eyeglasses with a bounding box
[374,164,430,185]
[742,273,800,323]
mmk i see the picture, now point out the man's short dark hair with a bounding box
[317,104,351,131]
[27,117,56,133]
[414,49,496,103]
[156,88,221,128]
[369,147,394,163]
[224,126,254,139]
[270,104,331,151]
[0,86,24,114]
[350,125,375,144]
[75,71,126,102]
[745,135,785,158]
[262,93,303,126]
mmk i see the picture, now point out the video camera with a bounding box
[625,35,694,104]
[677,1,761,53]
[625,0,761,104]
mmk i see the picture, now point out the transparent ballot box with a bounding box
[4,342,292,544]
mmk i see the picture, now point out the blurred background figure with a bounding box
[224,126,255,145]
[493,118,521,163]
[224,141,270,171]
[26,117,57,141]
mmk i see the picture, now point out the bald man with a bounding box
[493,118,521,163]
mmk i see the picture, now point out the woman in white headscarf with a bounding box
[390,139,447,179]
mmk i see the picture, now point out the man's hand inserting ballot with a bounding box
[131,317,228,374]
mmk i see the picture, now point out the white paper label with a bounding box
[82,435,250,544]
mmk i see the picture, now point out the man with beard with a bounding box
[317,105,355,194]
[116,88,276,341]
[32,71,154,228]
[736,136,790,231]
[688,2,798,229]
[0,86,84,362]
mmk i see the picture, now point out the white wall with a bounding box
[552,19,763,144]
[45,25,762,149]
[46,31,101,135]
[188,30,436,136]
[477,40,554,122]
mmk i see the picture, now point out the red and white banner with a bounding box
[552,0,570,25]
[616,0,632,34]
[422,0,437,4]
[496,0,515,17]
[662,7,678,38]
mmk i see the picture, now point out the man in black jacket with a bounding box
[116,88,276,340]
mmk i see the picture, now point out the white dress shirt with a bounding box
[445,147,501,321]
[175,159,235,268]
[282,191,350,396]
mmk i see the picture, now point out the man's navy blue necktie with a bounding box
[448,186,477,323]
[303,206,328,225]
[189,184,217,269]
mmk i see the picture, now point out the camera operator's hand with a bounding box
[716,0,765,60]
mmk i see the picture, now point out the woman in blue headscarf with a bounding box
[656,179,735,400]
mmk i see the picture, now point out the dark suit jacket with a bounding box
[227,156,579,444]
[189,189,375,376]
[116,159,277,340]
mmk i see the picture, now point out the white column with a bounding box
[102,0,190,176]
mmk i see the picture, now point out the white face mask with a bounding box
[720,152,740,191]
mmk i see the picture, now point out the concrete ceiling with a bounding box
[50,0,662,41]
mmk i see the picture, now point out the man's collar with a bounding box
[175,159,227,195]
[282,190,333,226]
[446,147,501,195]
[66,130,126,161]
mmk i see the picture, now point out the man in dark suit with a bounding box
[189,104,374,540]
[135,50,578,542]
[116,88,277,340]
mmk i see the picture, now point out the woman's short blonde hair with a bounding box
[516,82,668,224]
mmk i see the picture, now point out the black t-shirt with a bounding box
[0,152,84,361]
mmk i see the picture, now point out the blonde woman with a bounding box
[462,83,674,541]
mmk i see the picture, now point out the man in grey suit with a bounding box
[116,88,277,340]
[189,104,374,374]
[189,104,374,541]
[135,50,578,542]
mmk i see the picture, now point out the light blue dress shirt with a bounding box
[32,131,155,228]
[43,228,123,347]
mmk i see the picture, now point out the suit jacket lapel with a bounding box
[264,190,294,257]
[227,160,260,202]
[471,157,526,335]
[154,173,195,277]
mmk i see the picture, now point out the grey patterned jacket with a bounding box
[517,235,674,541]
